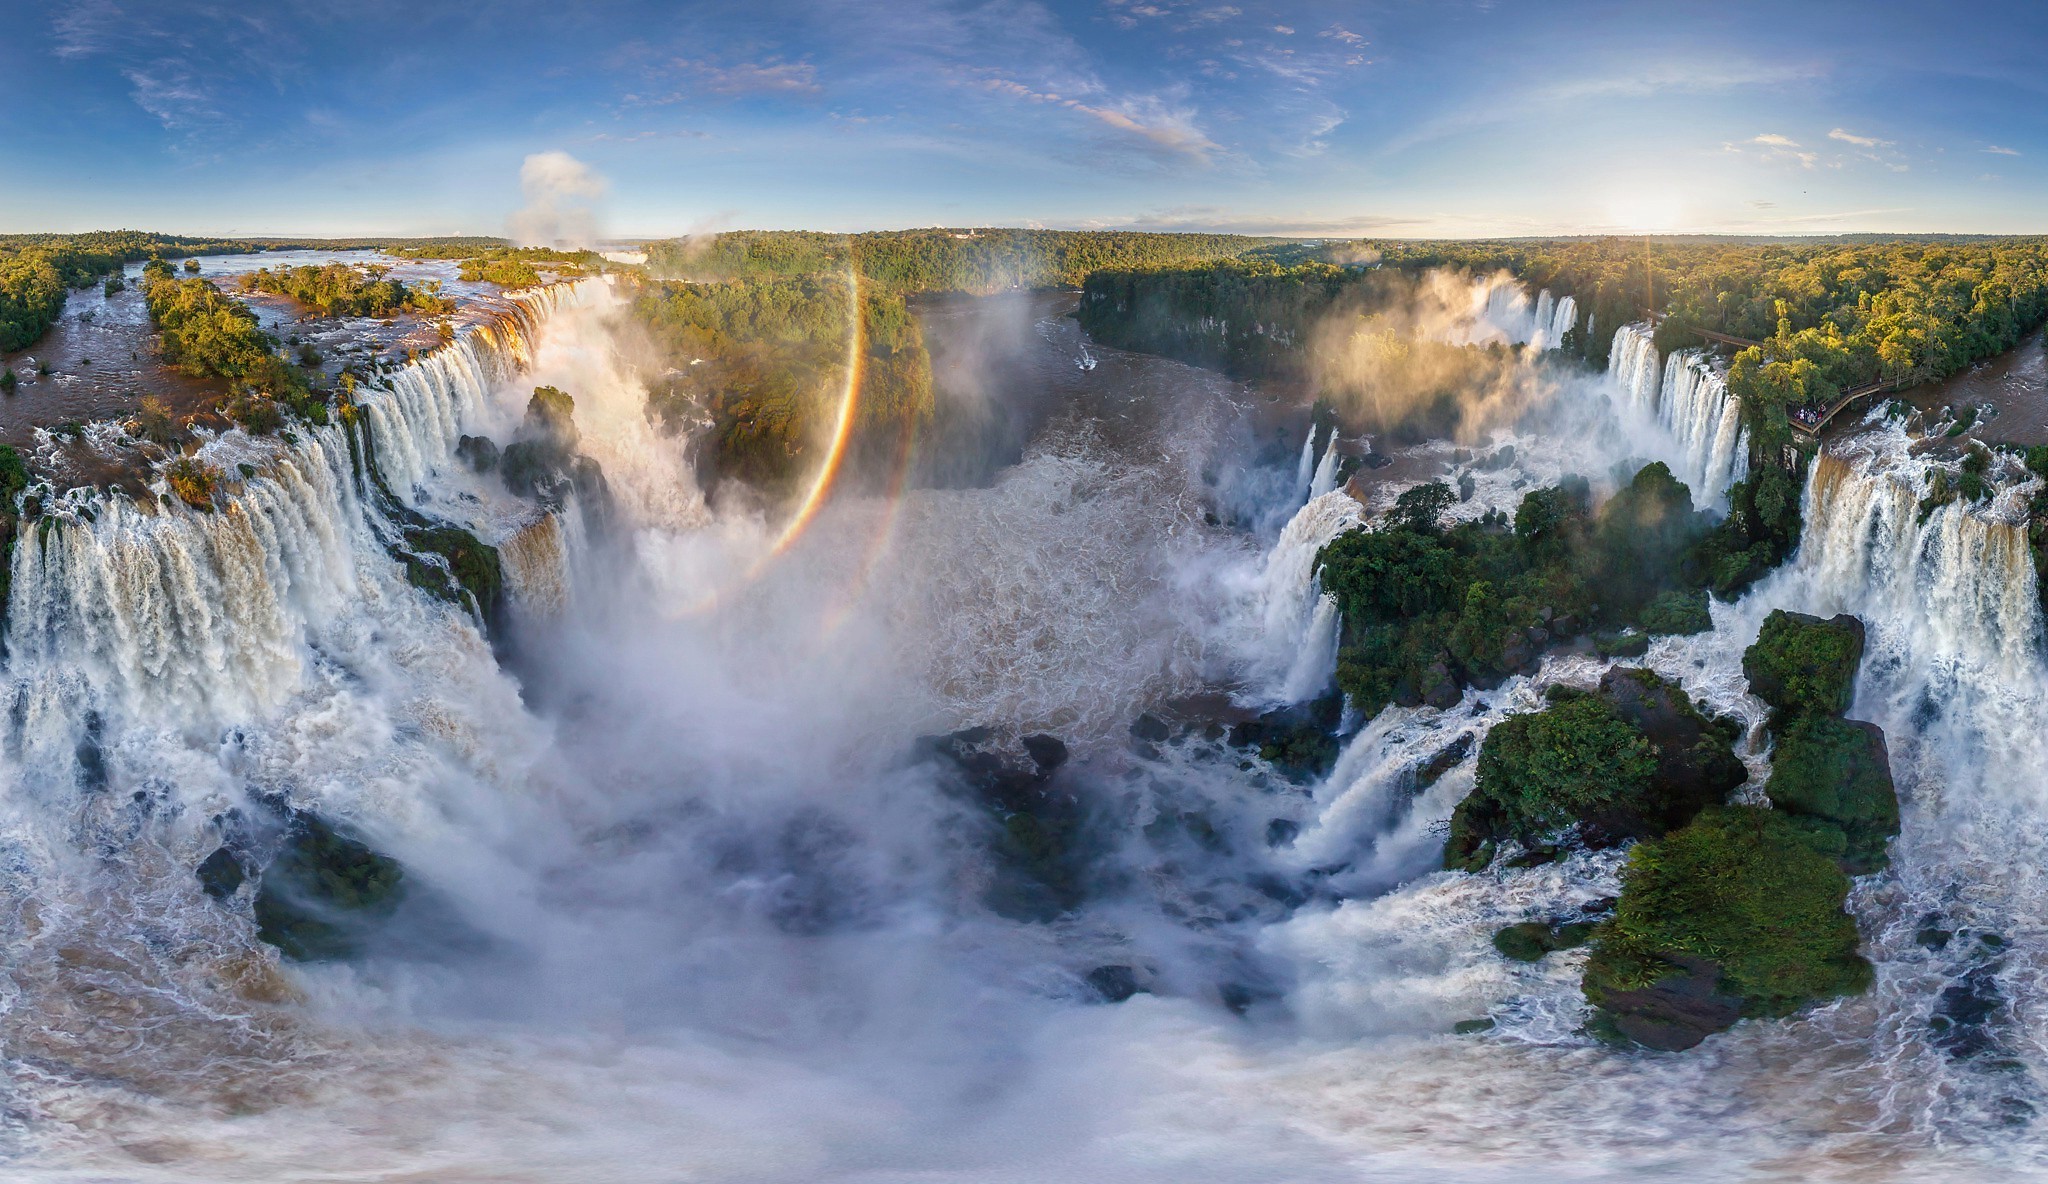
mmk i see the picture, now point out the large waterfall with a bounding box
[1606,323,1748,501]
[7,273,2048,1182]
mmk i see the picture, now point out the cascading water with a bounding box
[1605,324,1747,502]
[1246,488,1362,703]
[11,268,2048,1183]
[1307,429,1341,499]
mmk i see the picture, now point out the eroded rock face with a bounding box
[1591,955,1745,1052]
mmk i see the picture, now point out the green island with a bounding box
[238,262,455,318]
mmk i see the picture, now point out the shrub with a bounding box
[1638,587,1712,636]
[1766,714,1899,874]
[165,456,221,510]
[1584,805,1871,1021]
[1742,610,1865,718]
[1446,695,1657,870]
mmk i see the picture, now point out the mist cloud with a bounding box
[510,151,608,249]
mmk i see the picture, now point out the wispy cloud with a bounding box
[1730,133,1818,168]
[1828,127,1909,171]
[983,77,1219,163]
[1985,144,2021,155]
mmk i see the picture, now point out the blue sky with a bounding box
[1,0,2043,238]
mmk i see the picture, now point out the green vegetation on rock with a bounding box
[1742,610,1865,719]
[252,812,406,962]
[1765,715,1899,875]
[1583,805,1872,1048]
[1448,695,1657,870]
[240,262,453,317]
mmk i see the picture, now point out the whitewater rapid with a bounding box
[3,275,2046,1183]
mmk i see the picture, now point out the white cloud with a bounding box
[510,151,608,248]
[1985,144,2021,155]
[1828,127,1891,148]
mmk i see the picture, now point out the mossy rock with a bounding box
[1597,667,1747,827]
[1766,715,1899,874]
[1594,631,1650,658]
[399,523,504,628]
[1637,586,1712,636]
[1228,693,1343,783]
[1583,805,1872,1049]
[1493,919,1598,962]
[1445,695,1657,871]
[252,813,406,961]
[1743,610,1865,719]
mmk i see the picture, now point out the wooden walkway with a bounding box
[1790,380,1890,438]
[1694,327,1764,350]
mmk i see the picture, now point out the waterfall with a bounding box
[1658,350,1749,498]
[1251,488,1362,702]
[9,435,367,727]
[501,511,572,616]
[1607,323,1662,420]
[1294,425,1320,505]
[354,279,603,502]
[1531,291,1555,348]
[1604,326,1746,502]
[1308,430,1341,499]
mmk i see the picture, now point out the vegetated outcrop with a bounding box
[1577,609,1898,1050]
[1226,693,1343,783]
[1317,463,1743,723]
[197,806,407,962]
[1446,668,1745,873]
[1580,805,1871,1050]
[340,405,507,633]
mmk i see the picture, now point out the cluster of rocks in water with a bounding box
[196,799,407,962]
[1458,609,1904,1050]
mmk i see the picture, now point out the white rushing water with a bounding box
[3,274,2047,1183]
[1605,323,1748,503]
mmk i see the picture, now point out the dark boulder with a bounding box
[1228,693,1343,782]
[920,728,1089,921]
[252,813,406,962]
[456,434,500,473]
[1597,667,1747,833]
[1766,715,1899,874]
[1492,918,1598,963]
[1743,611,1865,719]
[1415,732,1474,789]
[1085,964,1145,1003]
[1587,954,1745,1051]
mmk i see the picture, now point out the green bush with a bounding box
[1742,610,1865,718]
[1446,695,1657,870]
[1766,715,1899,874]
[1638,587,1712,636]
[1584,805,1871,1021]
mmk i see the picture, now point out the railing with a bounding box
[1791,381,1890,437]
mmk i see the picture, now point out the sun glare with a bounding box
[1605,190,1685,232]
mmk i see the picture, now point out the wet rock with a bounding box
[1086,964,1145,1003]
[1415,732,1474,789]
[1589,954,1745,1051]
[1931,964,2005,1060]
[196,847,246,899]
[1552,613,1581,638]
[252,813,406,962]
[921,727,1089,921]
[1264,818,1300,847]
[1021,733,1069,774]
[1457,473,1476,501]
[1129,713,1172,743]
[1453,1018,1496,1035]
[1475,444,1517,472]
[1493,918,1599,962]
[1228,693,1343,782]
[456,434,500,473]
[1742,611,1866,719]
